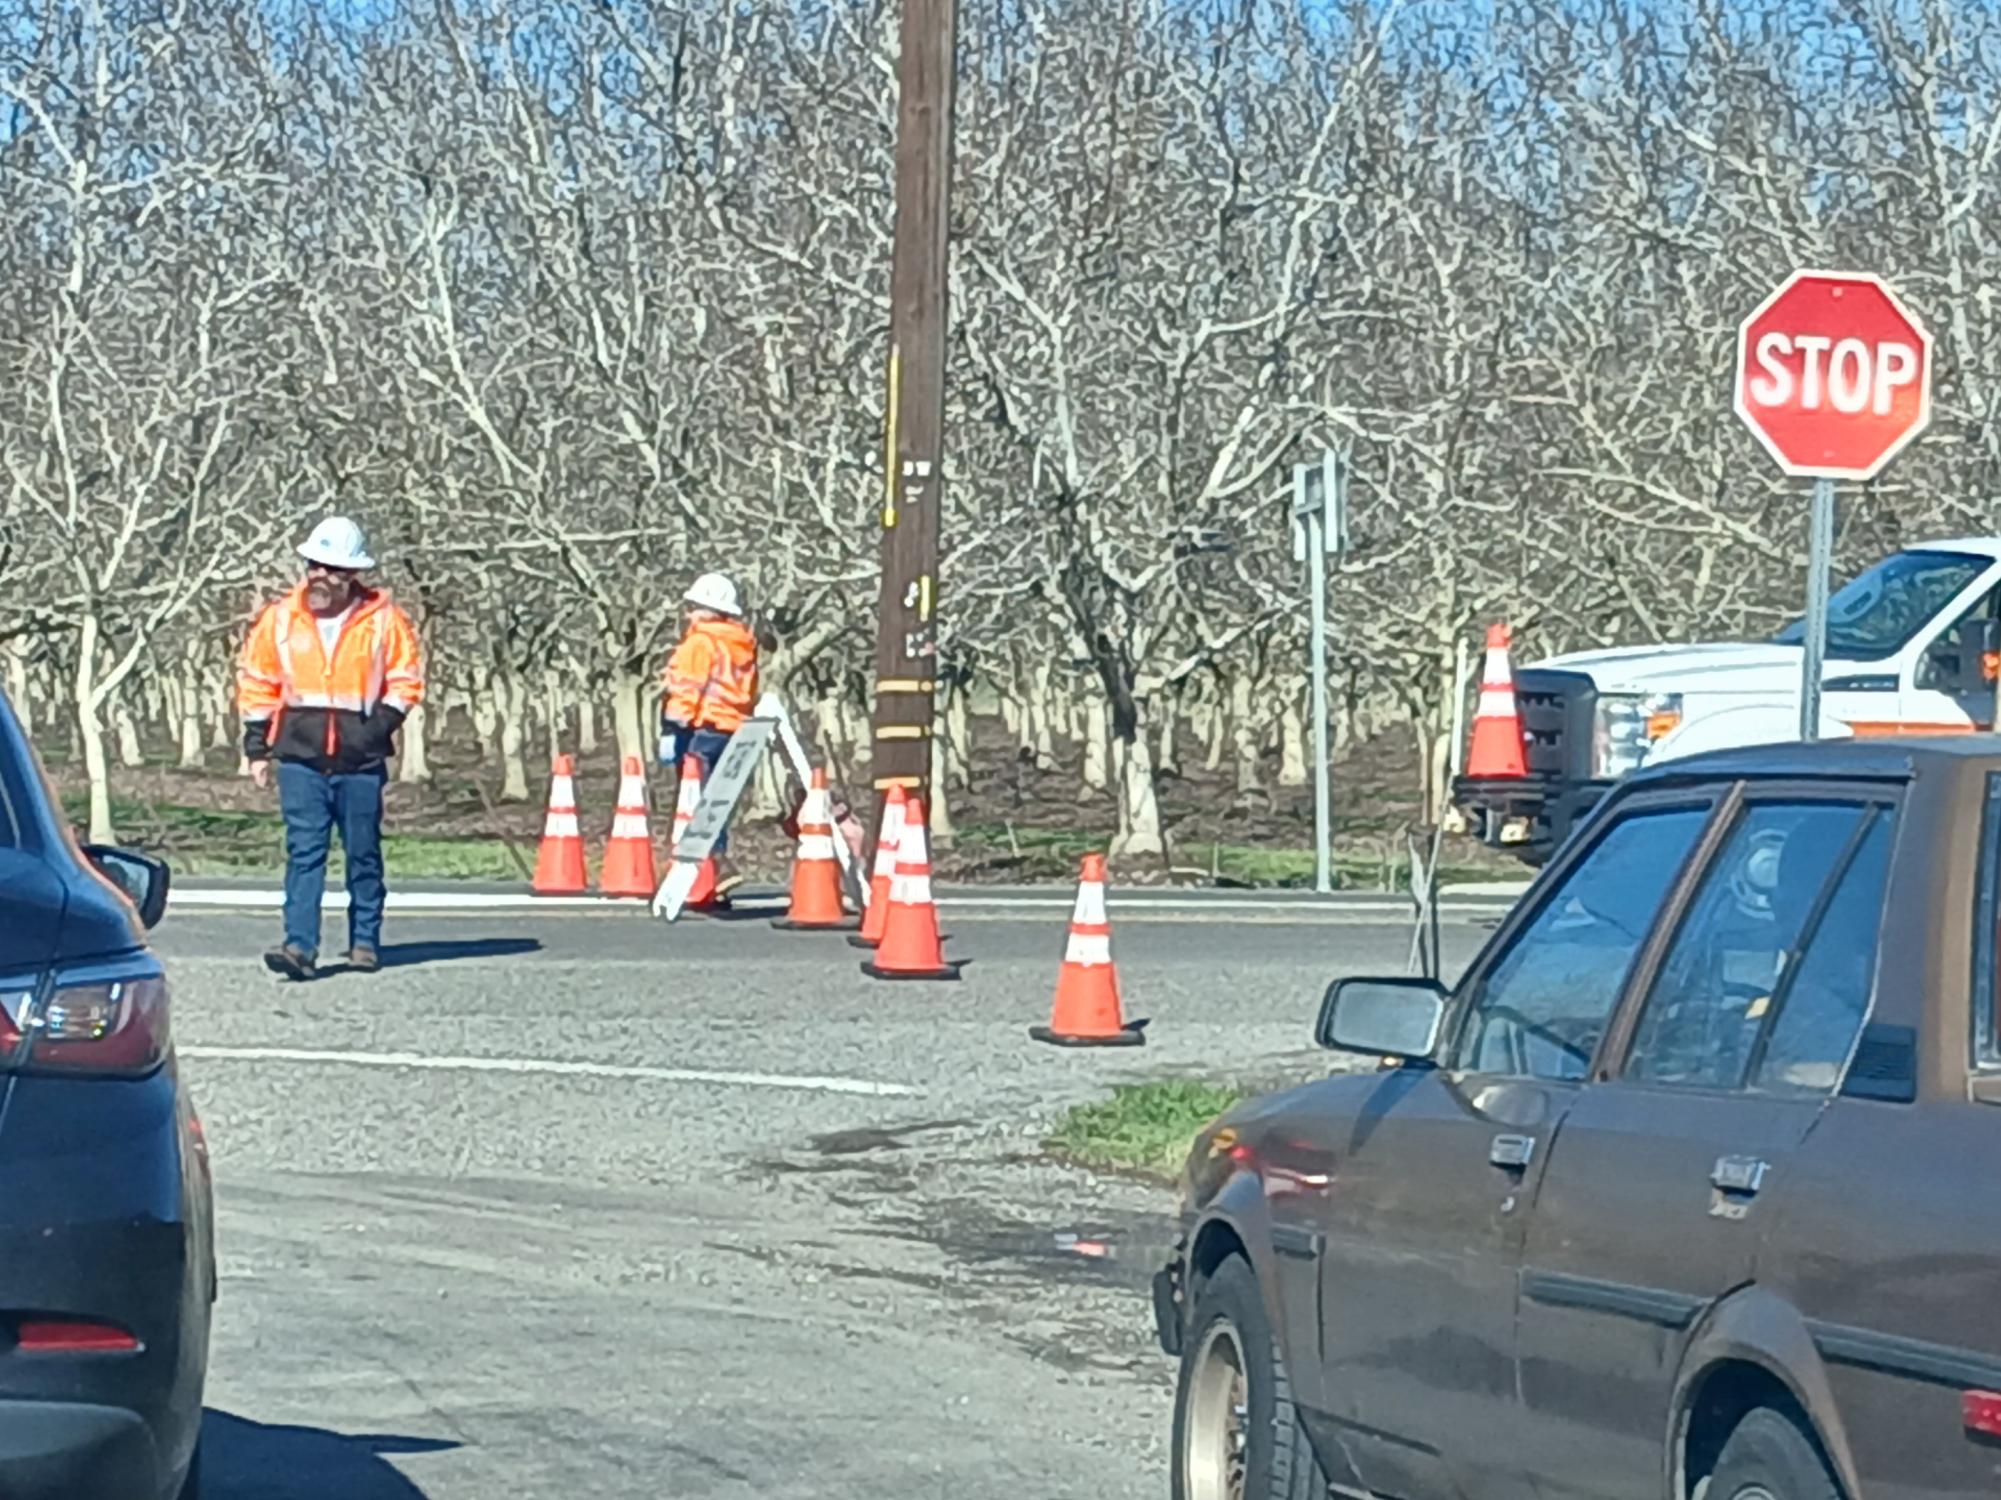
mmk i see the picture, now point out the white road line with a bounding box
[168,890,1514,917]
[178,1044,923,1098]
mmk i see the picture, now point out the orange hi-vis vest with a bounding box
[662,618,760,733]
[238,585,425,768]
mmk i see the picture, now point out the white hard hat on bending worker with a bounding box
[683,571,743,619]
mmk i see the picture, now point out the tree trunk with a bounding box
[611,669,648,769]
[947,685,973,790]
[1029,660,1058,769]
[398,703,432,784]
[113,701,144,768]
[209,663,234,751]
[1230,676,1261,793]
[176,675,205,770]
[1279,693,1308,787]
[929,723,957,847]
[1082,697,1110,792]
[497,670,531,801]
[1155,690,1181,779]
[1202,693,1227,772]
[543,668,567,760]
[74,615,114,844]
[1111,729,1166,861]
[471,688,500,767]
[3,639,30,737]
[577,696,600,756]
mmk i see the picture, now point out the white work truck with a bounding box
[1453,538,2001,862]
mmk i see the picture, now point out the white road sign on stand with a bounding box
[651,718,776,922]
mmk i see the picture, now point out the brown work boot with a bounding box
[346,946,381,974]
[262,943,317,981]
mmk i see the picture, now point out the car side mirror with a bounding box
[83,846,171,930]
[1315,977,1447,1062]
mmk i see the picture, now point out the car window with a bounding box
[1451,805,1712,1080]
[1974,774,2001,1067]
[1774,549,1989,660]
[1916,588,2001,694]
[0,691,25,851]
[1625,802,1888,1095]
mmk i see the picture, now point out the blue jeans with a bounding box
[277,761,387,958]
[688,728,734,855]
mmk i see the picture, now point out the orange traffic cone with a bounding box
[848,786,907,950]
[773,768,857,931]
[532,754,587,894]
[1465,622,1529,779]
[860,799,959,981]
[1030,854,1144,1047]
[670,755,725,912]
[598,756,658,897]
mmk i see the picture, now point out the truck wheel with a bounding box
[1706,1408,1839,1500]
[1171,1254,1326,1500]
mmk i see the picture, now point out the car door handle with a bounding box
[1711,1155,1770,1195]
[1490,1134,1536,1170]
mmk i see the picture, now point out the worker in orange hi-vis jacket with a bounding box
[658,571,760,892]
[237,517,425,982]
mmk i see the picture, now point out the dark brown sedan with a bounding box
[1157,738,2001,1500]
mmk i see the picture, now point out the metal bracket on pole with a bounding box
[1800,479,1836,742]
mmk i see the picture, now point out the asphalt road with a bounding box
[157,899,1497,1498]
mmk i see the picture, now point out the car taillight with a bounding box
[11,1318,140,1354]
[19,964,170,1076]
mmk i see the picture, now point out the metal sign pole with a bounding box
[1800,479,1836,742]
[1308,512,1331,894]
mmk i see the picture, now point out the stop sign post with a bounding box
[1733,270,1934,739]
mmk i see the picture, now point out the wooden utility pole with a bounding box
[870,0,958,835]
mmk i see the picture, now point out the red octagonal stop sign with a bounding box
[1733,270,1933,480]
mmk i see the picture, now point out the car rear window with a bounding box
[0,694,26,851]
[1974,773,2001,1066]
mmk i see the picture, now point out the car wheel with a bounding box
[1171,1254,1327,1500]
[1707,1408,1839,1500]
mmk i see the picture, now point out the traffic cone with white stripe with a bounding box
[670,755,725,912]
[847,785,906,950]
[773,768,857,931]
[598,756,658,898]
[1465,622,1529,779]
[860,799,959,980]
[532,754,587,895]
[1031,854,1144,1047]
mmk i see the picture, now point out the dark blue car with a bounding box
[0,682,213,1498]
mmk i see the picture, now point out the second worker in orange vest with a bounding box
[658,571,760,881]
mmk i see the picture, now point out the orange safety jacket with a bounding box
[661,617,760,734]
[238,585,425,772]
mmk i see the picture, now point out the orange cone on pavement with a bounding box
[860,799,959,981]
[773,768,857,931]
[1465,622,1529,779]
[598,756,659,897]
[532,754,587,895]
[669,755,724,912]
[1031,854,1144,1047]
[848,786,907,950]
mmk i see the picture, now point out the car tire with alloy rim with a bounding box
[1705,1408,1839,1500]
[1170,1254,1327,1500]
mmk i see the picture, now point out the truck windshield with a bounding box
[1774,549,1991,660]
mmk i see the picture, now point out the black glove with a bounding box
[360,705,407,758]
[243,720,271,761]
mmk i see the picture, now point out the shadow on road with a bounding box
[202,1410,457,1497]
[372,937,542,969]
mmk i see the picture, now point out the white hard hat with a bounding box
[684,571,743,617]
[298,516,375,571]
